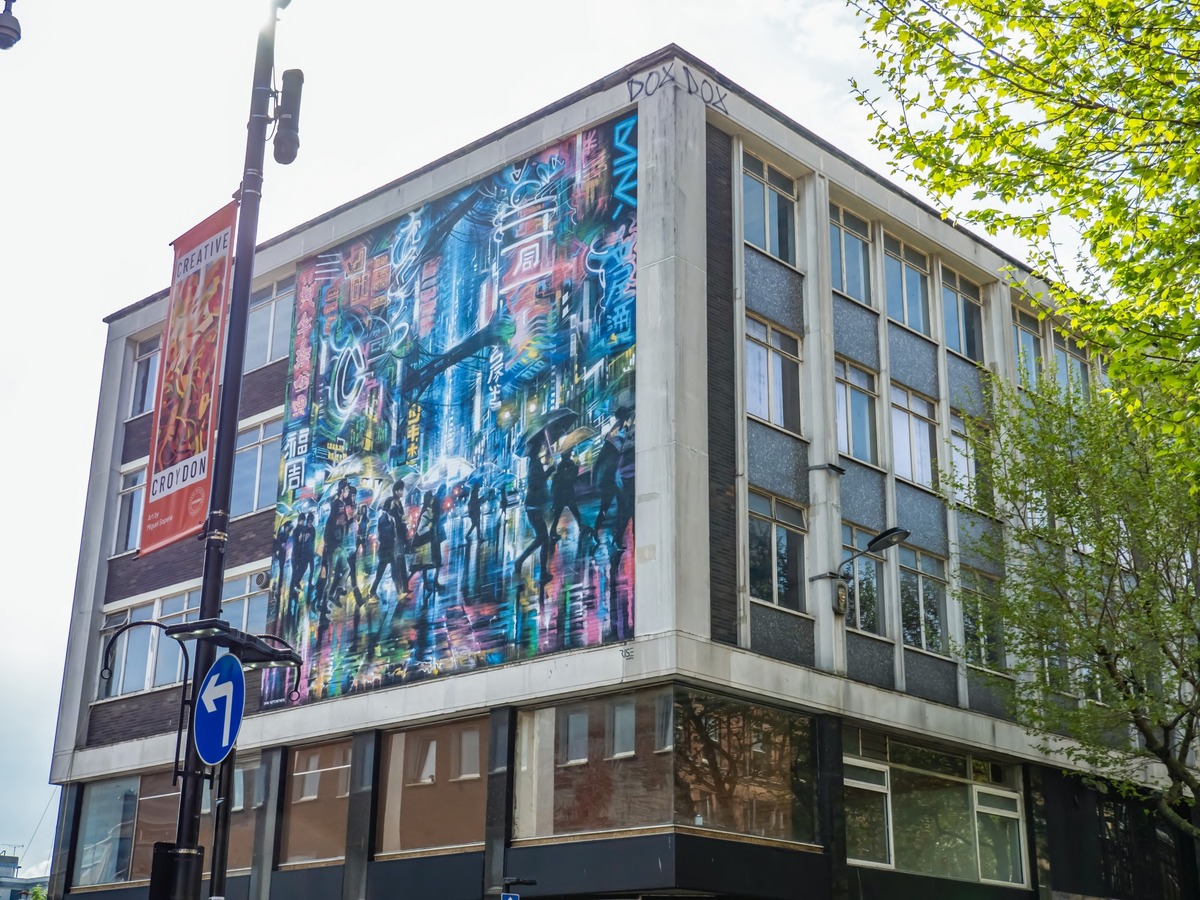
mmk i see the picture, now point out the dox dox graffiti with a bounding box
[264,114,638,705]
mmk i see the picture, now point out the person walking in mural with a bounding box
[370,480,412,604]
[348,494,372,606]
[592,406,633,550]
[288,512,317,607]
[271,520,293,605]
[464,482,483,543]
[411,491,439,594]
[550,450,587,549]
[316,478,355,614]
[514,442,554,585]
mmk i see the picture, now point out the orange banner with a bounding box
[140,201,237,554]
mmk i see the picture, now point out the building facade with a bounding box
[47,46,1199,900]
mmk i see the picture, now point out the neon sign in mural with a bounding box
[264,114,638,705]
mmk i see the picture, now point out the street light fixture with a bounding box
[0,0,21,50]
[827,525,910,615]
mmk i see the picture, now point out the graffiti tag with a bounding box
[626,63,730,115]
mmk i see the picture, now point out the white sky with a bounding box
[0,0,959,877]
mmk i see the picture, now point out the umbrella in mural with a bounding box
[555,425,597,453]
[326,452,391,482]
[375,464,420,505]
[468,461,514,487]
[517,407,577,456]
[417,456,476,491]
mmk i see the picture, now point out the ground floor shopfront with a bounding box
[50,682,1196,900]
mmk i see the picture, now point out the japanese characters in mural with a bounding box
[264,114,638,705]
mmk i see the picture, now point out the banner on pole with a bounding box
[140,201,238,554]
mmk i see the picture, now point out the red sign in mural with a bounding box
[140,202,237,554]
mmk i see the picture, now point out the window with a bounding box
[899,546,947,653]
[245,276,295,371]
[949,412,991,510]
[654,691,675,752]
[114,468,145,555]
[1054,332,1090,399]
[842,523,885,635]
[231,418,282,517]
[844,761,891,865]
[747,490,806,612]
[97,573,264,698]
[844,735,1026,886]
[129,335,160,418]
[960,569,1004,670]
[745,315,802,434]
[743,154,796,266]
[830,203,872,305]
[943,269,983,361]
[73,777,138,887]
[608,695,637,758]
[835,359,879,464]
[1013,309,1043,387]
[558,707,589,764]
[280,740,352,864]
[884,235,930,335]
[377,719,489,854]
[891,385,938,488]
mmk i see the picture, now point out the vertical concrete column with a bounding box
[633,56,711,640]
[482,707,517,897]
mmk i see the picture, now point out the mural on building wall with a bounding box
[263,114,638,706]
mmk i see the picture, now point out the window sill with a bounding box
[832,285,876,311]
[70,878,152,893]
[846,627,893,646]
[749,598,811,620]
[892,474,940,497]
[965,662,1013,680]
[448,774,481,782]
[744,241,805,277]
[123,410,154,426]
[375,842,485,860]
[946,347,986,368]
[557,759,588,768]
[604,751,636,761]
[107,548,139,562]
[91,681,184,706]
[902,643,952,662]
[277,857,346,871]
[885,316,937,345]
[837,453,886,476]
[746,414,806,443]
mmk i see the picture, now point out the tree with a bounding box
[28,886,47,900]
[850,0,1200,479]
[948,371,1200,837]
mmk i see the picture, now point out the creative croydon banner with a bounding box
[263,113,638,706]
[141,202,237,554]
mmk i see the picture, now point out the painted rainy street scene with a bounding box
[263,114,638,706]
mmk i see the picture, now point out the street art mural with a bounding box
[263,114,638,706]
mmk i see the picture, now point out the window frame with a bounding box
[230,417,283,518]
[842,523,887,636]
[747,489,807,613]
[844,759,893,868]
[899,546,948,654]
[113,465,146,557]
[942,268,984,362]
[1053,331,1091,399]
[244,276,296,373]
[1012,308,1044,388]
[884,234,932,336]
[606,695,637,759]
[829,202,873,306]
[742,153,798,267]
[891,385,939,489]
[960,568,1006,671]
[744,314,803,436]
[835,358,880,466]
[128,334,161,420]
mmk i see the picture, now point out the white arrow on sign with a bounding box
[201,673,236,747]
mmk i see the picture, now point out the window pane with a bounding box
[674,691,817,843]
[836,383,850,455]
[230,447,257,517]
[844,233,870,304]
[892,407,913,481]
[777,526,804,612]
[769,191,796,265]
[963,302,983,361]
[850,389,876,464]
[845,784,890,864]
[914,418,936,487]
[748,517,774,603]
[977,811,1023,883]
[257,435,282,511]
[745,339,769,421]
[121,626,150,695]
[131,352,159,418]
[944,286,962,354]
[906,265,930,334]
[922,580,946,653]
[130,772,179,880]
[892,768,975,880]
[152,633,183,687]
[74,778,139,887]
[377,720,488,853]
[115,487,143,555]
[280,741,352,864]
[855,557,881,633]
[830,223,844,294]
[900,569,921,648]
[743,174,766,250]
[885,255,905,321]
[245,303,271,371]
[612,698,636,756]
[777,353,802,434]
[271,293,294,363]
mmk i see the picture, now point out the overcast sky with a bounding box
[0,0,947,876]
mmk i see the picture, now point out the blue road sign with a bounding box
[194,654,246,767]
[500,894,519,900]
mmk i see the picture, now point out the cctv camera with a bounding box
[0,8,19,50]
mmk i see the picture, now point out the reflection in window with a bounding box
[900,547,947,654]
[748,491,806,612]
[377,719,488,854]
[943,269,983,362]
[844,763,890,864]
[885,235,930,335]
[129,335,160,418]
[280,741,351,864]
[114,468,145,556]
[199,756,263,872]
[842,524,885,635]
[73,777,138,887]
[743,154,797,266]
[1054,332,1090,399]
[891,385,938,488]
[1013,309,1043,387]
[558,708,589,764]
[245,276,295,371]
[608,696,636,758]
[231,418,283,517]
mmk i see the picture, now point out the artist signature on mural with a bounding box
[626,62,730,114]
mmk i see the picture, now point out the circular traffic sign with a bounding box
[193,654,247,767]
